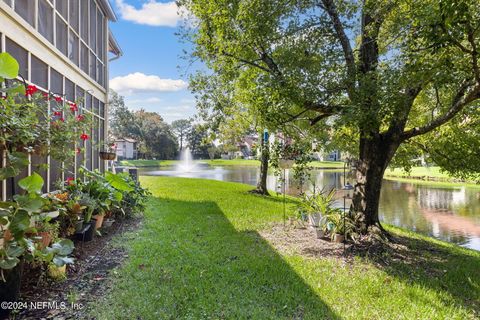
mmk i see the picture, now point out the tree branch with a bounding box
[321,0,356,96]
[221,51,272,73]
[402,81,480,140]
[310,113,333,125]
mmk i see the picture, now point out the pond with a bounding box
[138,164,480,251]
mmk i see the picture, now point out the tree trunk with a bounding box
[352,134,400,233]
[251,139,270,196]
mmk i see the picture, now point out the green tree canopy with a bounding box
[180,0,480,233]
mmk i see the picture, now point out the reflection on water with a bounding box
[139,165,480,251]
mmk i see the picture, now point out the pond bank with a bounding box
[121,159,479,187]
[91,177,479,319]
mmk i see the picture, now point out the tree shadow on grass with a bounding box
[105,197,340,319]
[351,233,480,315]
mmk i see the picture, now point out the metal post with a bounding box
[283,168,286,227]
[343,162,347,254]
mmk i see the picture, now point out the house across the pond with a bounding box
[114,138,138,160]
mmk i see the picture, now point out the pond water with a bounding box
[138,164,480,251]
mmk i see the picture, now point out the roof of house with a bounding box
[108,30,123,57]
[114,137,137,143]
[99,0,117,22]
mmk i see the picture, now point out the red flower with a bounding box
[69,103,78,112]
[80,133,89,141]
[59,117,65,122]
[42,92,50,100]
[76,148,81,154]
[53,111,62,116]
[54,96,63,102]
[66,177,75,185]
[76,114,84,121]
[25,85,38,96]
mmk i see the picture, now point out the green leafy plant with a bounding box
[0,173,75,280]
[0,53,95,180]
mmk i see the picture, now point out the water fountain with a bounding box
[176,148,197,172]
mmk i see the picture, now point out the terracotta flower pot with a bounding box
[93,214,104,229]
[3,229,13,242]
[38,231,52,249]
[334,233,345,243]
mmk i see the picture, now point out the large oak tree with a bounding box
[180,0,480,233]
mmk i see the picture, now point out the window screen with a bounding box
[80,43,88,74]
[96,60,103,85]
[89,0,96,51]
[55,0,68,20]
[89,51,96,79]
[65,78,75,102]
[56,15,68,55]
[86,93,92,111]
[14,0,35,27]
[99,101,105,119]
[96,9,103,58]
[68,32,79,65]
[69,0,79,32]
[50,68,63,95]
[5,39,28,79]
[31,55,48,89]
[38,0,54,44]
[93,97,99,115]
[80,0,88,41]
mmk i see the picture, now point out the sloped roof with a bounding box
[99,0,117,22]
[114,137,137,143]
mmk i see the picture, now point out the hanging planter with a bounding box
[100,151,116,160]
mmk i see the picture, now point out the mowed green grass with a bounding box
[385,166,453,179]
[93,177,480,319]
[120,158,345,169]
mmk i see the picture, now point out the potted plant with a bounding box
[34,219,59,250]
[0,173,75,310]
[38,239,74,281]
[325,210,354,243]
[78,202,97,242]
[102,211,115,228]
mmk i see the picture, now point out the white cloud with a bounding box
[110,72,188,95]
[128,97,163,104]
[115,0,181,27]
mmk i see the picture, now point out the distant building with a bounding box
[236,135,258,159]
[114,138,137,160]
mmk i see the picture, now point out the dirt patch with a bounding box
[259,224,348,260]
[12,218,142,320]
[259,223,453,268]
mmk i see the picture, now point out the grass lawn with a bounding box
[118,159,179,167]
[385,166,453,180]
[120,158,345,169]
[93,177,479,319]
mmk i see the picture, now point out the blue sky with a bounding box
[108,0,196,124]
